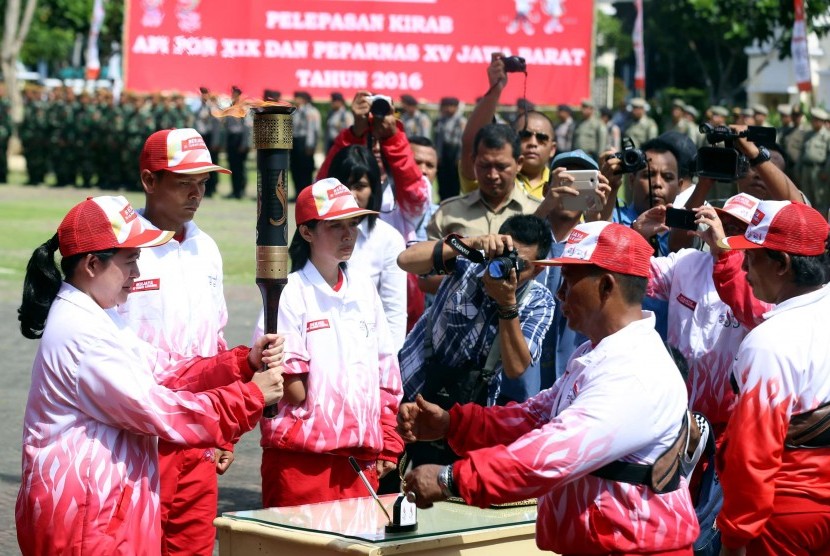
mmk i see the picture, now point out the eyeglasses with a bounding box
[518,130,551,144]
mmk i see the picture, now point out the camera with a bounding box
[696,124,777,181]
[612,137,647,174]
[487,248,526,280]
[366,94,393,117]
[502,56,527,73]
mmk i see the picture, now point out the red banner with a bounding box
[124,0,594,105]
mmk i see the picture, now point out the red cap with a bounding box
[295,178,377,226]
[58,196,174,257]
[140,128,230,175]
[718,200,829,256]
[534,221,653,278]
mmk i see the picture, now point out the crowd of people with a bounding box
[14,52,830,556]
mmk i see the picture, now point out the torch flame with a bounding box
[212,96,294,118]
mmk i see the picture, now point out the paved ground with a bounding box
[0,284,272,554]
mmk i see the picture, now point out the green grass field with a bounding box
[0,179,293,303]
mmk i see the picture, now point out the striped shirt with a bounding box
[399,257,554,405]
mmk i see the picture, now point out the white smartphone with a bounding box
[560,169,602,212]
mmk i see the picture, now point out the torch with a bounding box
[253,103,295,418]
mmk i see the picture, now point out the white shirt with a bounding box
[648,248,747,430]
[349,218,407,350]
[254,264,403,459]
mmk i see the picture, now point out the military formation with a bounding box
[18,87,196,190]
[5,88,830,212]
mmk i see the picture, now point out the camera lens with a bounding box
[487,259,508,279]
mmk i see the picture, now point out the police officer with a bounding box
[798,108,830,212]
[667,99,691,136]
[624,98,658,147]
[572,99,607,163]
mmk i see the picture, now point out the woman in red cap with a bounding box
[16,196,285,555]
[715,200,830,555]
[254,178,405,507]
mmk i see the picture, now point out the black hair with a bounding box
[408,135,436,149]
[18,234,117,339]
[473,124,521,161]
[327,145,382,230]
[288,221,349,273]
[512,110,555,135]
[497,214,552,260]
[289,221,317,272]
[614,272,648,305]
[765,237,830,287]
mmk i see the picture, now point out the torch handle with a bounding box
[257,278,286,419]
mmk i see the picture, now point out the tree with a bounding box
[2,0,37,123]
[614,0,830,104]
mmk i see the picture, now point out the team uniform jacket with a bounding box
[16,284,264,555]
[717,285,830,549]
[256,264,404,463]
[117,215,227,364]
[318,121,430,243]
[648,249,748,435]
[447,314,699,554]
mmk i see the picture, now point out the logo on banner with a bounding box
[506,0,567,35]
[306,319,331,332]
[176,0,202,33]
[131,278,161,292]
[141,0,165,28]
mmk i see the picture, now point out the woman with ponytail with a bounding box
[16,196,286,556]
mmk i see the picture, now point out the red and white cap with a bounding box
[714,192,761,224]
[140,128,231,175]
[534,221,653,278]
[295,178,378,226]
[58,196,174,257]
[718,200,829,256]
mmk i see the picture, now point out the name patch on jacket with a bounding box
[306,319,331,332]
[130,278,160,292]
[676,293,697,311]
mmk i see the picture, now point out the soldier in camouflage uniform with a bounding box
[123,93,155,191]
[50,88,79,187]
[19,88,50,185]
[0,87,12,183]
[797,108,830,213]
[75,92,98,188]
[623,98,658,147]
[572,99,607,163]
[94,90,121,189]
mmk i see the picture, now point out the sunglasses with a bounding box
[518,130,551,144]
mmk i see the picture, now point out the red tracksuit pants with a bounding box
[261,449,379,508]
[158,441,218,556]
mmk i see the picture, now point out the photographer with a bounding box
[397,214,554,466]
[459,52,556,200]
[318,90,430,245]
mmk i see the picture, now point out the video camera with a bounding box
[696,124,777,181]
[612,137,647,174]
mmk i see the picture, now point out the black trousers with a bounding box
[226,134,248,198]
[291,138,316,198]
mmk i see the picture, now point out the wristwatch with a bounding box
[437,464,457,498]
[749,146,770,167]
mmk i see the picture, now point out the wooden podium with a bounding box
[214,495,548,555]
